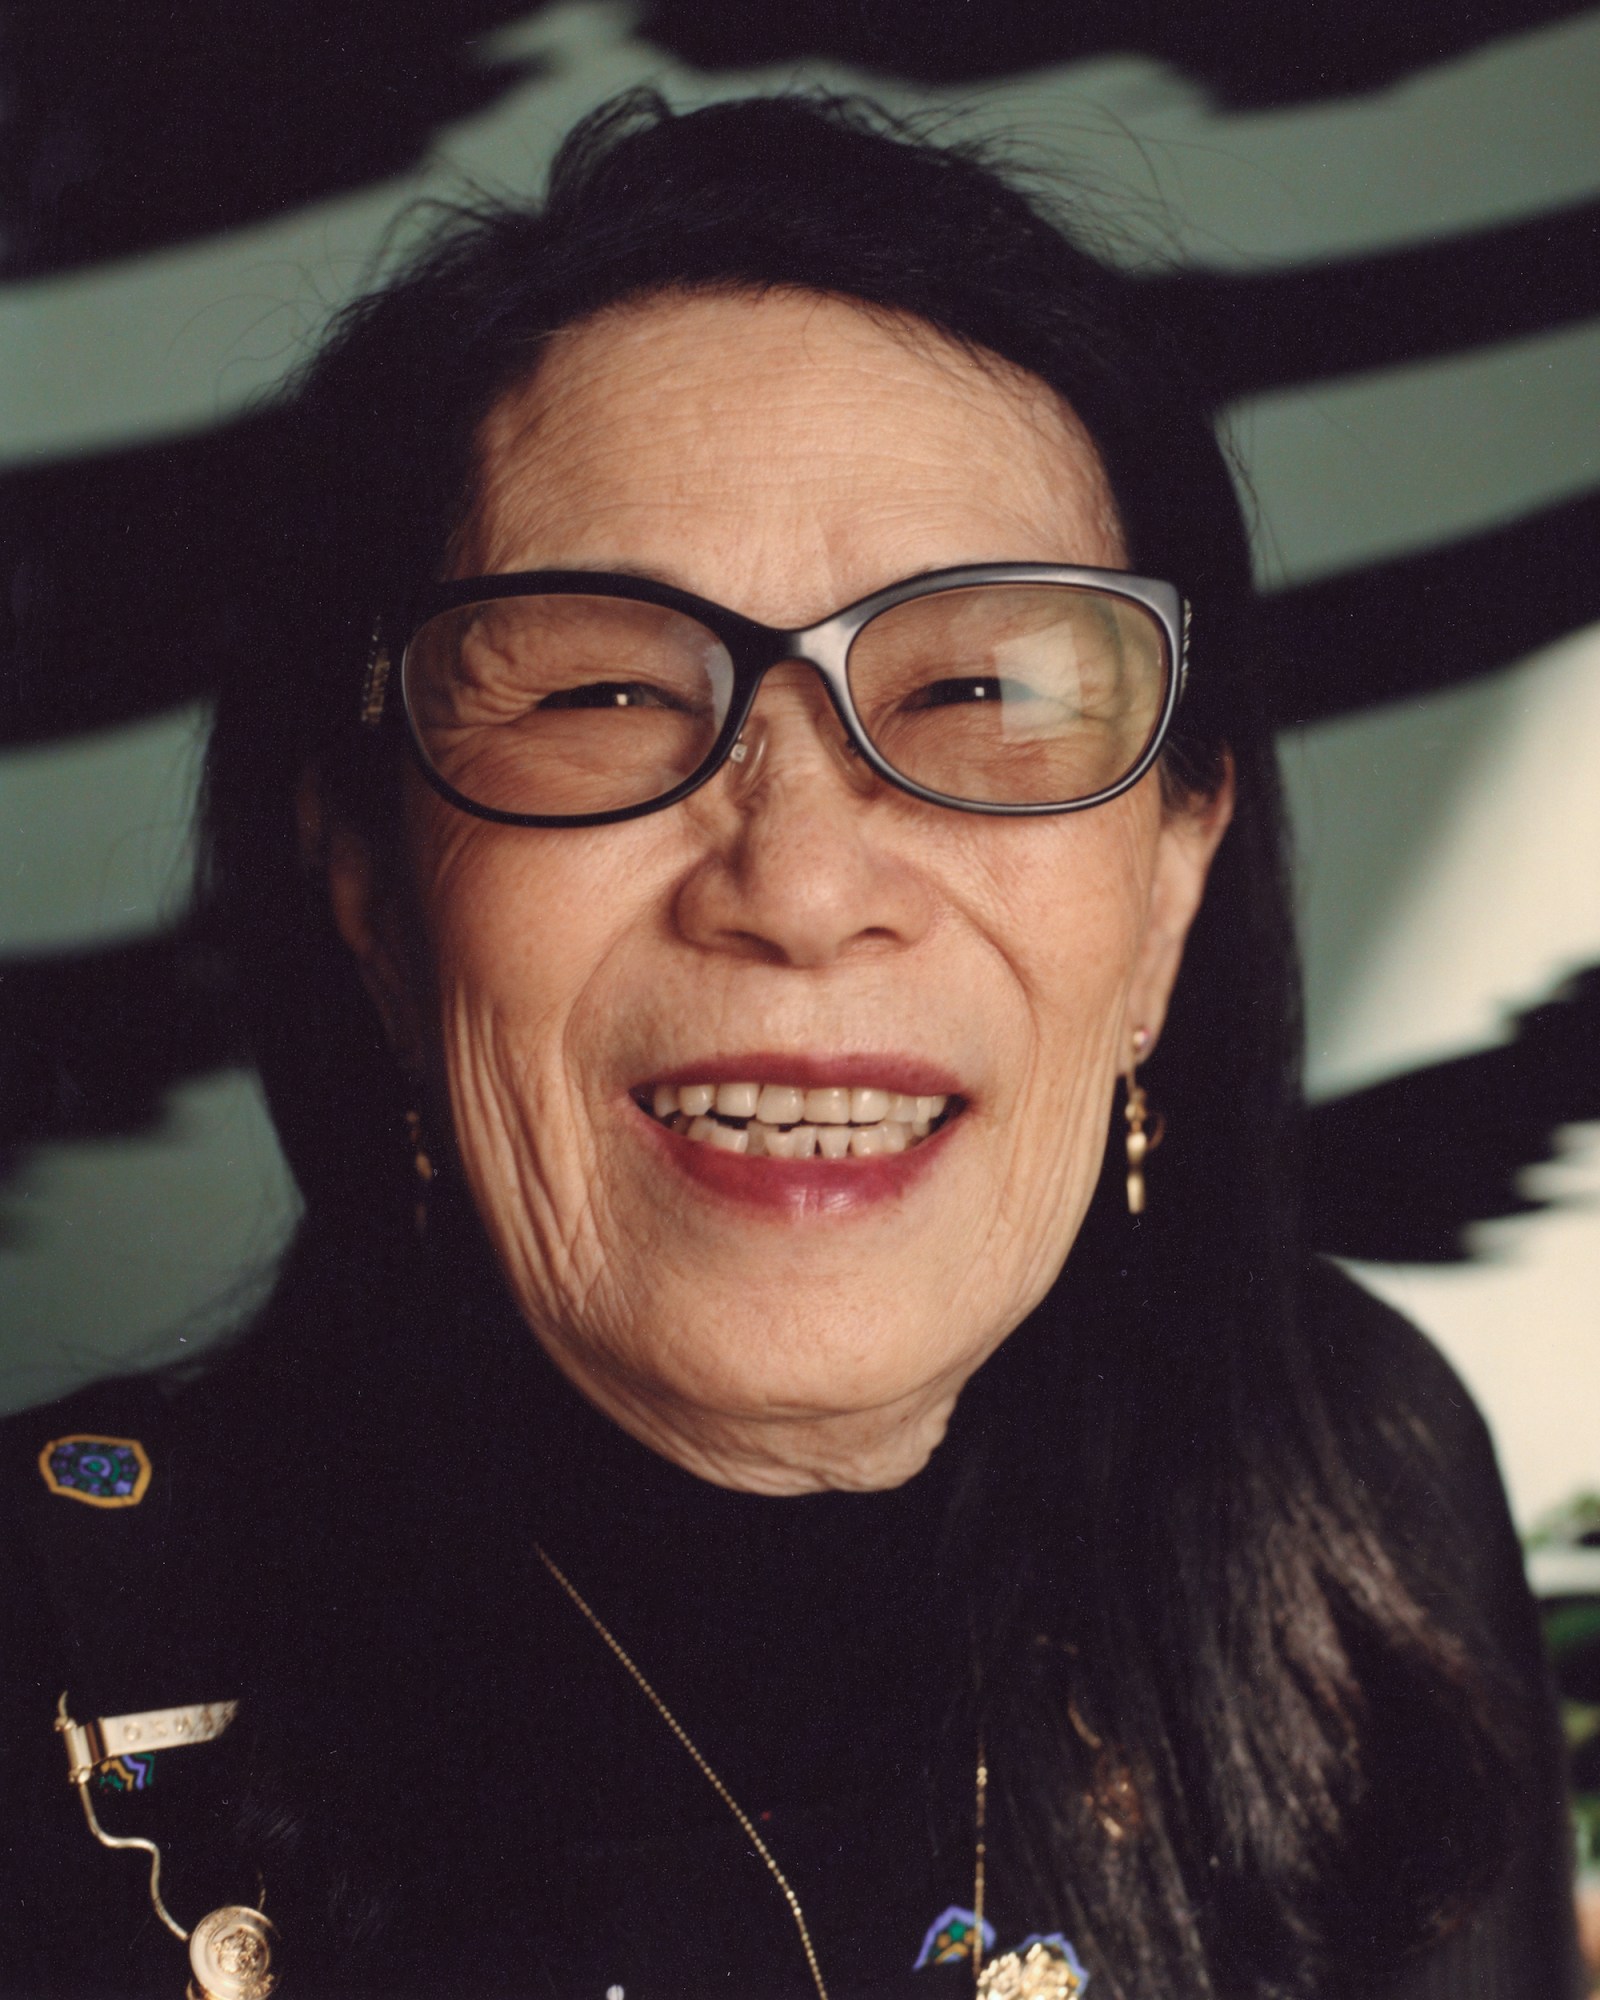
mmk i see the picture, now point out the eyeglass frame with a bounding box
[359,561,1190,828]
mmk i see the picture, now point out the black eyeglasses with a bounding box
[360,563,1188,826]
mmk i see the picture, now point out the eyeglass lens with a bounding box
[402,583,1170,818]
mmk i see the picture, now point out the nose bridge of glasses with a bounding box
[727,642,871,797]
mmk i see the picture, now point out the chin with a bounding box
[686,1280,965,1393]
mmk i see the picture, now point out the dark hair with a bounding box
[203,92,1522,1998]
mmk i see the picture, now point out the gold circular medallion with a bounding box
[187,1905,278,2000]
[977,1939,1086,2000]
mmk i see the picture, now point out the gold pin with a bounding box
[55,1695,275,1997]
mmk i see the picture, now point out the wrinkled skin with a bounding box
[328,290,1231,1493]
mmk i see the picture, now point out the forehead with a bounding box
[454,289,1125,606]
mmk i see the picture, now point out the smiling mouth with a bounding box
[637,1081,957,1159]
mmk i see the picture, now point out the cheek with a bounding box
[404,796,645,1119]
[980,797,1158,1064]
[402,808,667,1318]
[972,802,1158,1250]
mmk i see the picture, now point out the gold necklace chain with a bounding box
[534,1544,835,2000]
[974,1736,988,1977]
[534,1543,994,1999]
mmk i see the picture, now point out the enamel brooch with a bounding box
[39,1434,152,1507]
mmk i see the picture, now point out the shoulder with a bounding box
[1296,1256,1545,1670]
[0,1349,301,1723]
[5,1367,178,1517]
[1297,1255,1504,1514]
[1299,1253,1475,1411]
[3,1369,182,1654]
[0,1360,303,1994]
[1296,1264,1586,1994]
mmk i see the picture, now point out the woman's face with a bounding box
[333,291,1229,1492]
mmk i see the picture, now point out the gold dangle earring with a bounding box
[404,1108,435,1239]
[1122,1027,1165,1216]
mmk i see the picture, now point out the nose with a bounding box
[672,663,935,968]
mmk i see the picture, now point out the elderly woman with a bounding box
[1,93,1580,2000]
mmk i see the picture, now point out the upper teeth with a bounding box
[646,1082,950,1158]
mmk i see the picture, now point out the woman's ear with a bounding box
[1123,760,1236,1058]
[299,766,426,1075]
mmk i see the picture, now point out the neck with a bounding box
[535,1349,962,1495]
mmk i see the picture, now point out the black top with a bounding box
[0,1256,1581,2000]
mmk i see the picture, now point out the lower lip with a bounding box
[636,1104,959,1216]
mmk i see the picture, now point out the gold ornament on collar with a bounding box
[978,1937,1087,1998]
[187,1905,278,2000]
[55,1694,276,1998]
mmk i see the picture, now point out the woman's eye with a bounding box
[536,680,693,712]
[904,676,1040,709]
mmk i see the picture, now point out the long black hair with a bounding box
[203,92,1526,1998]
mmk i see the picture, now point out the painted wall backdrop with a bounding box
[2,5,1598,1547]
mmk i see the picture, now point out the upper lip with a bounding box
[634,1052,965,1098]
